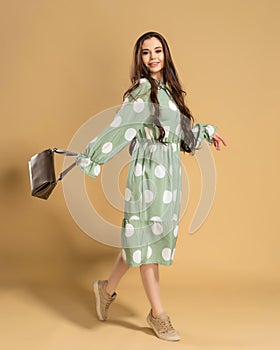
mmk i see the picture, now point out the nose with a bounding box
[150,51,155,58]
[150,51,156,61]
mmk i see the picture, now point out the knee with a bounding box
[139,263,158,270]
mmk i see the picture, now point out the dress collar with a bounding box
[156,80,170,94]
[154,78,166,88]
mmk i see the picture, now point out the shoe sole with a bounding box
[93,280,105,321]
[146,314,181,341]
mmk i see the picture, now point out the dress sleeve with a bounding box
[192,123,217,148]
[76,79,152,178]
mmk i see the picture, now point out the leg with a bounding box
[140,263,165,317]
[93,251,129,321]
[141,264,181,341]
[106,250,130,295]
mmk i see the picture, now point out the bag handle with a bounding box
[52,148,78,157]
[51,148,78,182]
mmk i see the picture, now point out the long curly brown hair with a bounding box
[124,31,197,154]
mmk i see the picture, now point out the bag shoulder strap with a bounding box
[57,161,77,181]
[52,148,78,157]
[51,148,78,182]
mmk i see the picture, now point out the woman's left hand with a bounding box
[212,132,227,151]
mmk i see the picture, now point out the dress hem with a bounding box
[124,260,174,267]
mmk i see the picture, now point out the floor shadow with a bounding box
[106,319,154,337]
[0,161,132,329]
[25,277,139,329]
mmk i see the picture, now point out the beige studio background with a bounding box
[0,0,279,349]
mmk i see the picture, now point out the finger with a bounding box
[218,136,227,146]
[215,133,227,146]
[213,139,218,148]
[213,139,220,151]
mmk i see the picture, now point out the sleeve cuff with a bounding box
[192,123,217,148]
[76,153,101,178]
[204,124,217,144]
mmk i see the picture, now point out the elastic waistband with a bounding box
[135,139,180,151]
[137,139,178,144]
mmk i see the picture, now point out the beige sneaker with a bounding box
[146,309,181,341]
[93,280,117,321]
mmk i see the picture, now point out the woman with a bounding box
[76,31,226,341]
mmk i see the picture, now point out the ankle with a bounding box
[105,282,115,297]
[152,308,165,318]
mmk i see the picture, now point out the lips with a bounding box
[149,62,159,67]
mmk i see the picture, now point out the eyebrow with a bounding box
[141,46,163,51]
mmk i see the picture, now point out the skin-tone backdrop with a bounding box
[0,0,279,349]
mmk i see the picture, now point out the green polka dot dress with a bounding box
[76,78,216,266]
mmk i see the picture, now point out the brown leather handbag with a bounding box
[28,148,77,200]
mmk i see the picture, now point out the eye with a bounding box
[155,49,162,53]
[142,51,149,55]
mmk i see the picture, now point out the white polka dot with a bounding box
[102,142,113,154]
[173,189,177,202]
[152,222,163,235]
[134,163,143,176]
[140,78,146,84]
[125,128,137,141]
[195,138,202,147]
[162,144,168,152]
[192,125,199,133]
[110,115,122,127]
[150,216,162,221]
[123,97,129,105]
[130,215,140,220]
[133,98,145,113]
[90,136,98,143]
[169,165,173,175]
[171,248,176,260]
[155,165,166,179]
[162,248,172,261]
[93,164,101,176]
[144,190,154,203]
[173,213,178,221]
[175,124,181,135]
[147,246,152,259]
[79,157,91,167]
[173,225,179,237]
[172,143,177,152]
[125,188,131,201]
[125,223,134,237]
[163,190,172,204]
[168,100,177,111]
[149,144,157,152]
[164,125,170,137]
[133,250,141,264]
[206,125,215,136]
[122,249,127,261]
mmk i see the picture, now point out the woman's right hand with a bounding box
[212,132,227,151]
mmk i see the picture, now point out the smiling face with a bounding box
[141,36,164,81]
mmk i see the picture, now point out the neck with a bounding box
[150,72,163,82]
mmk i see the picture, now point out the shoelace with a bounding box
[157,317,175,333]
[104,299,112,311]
